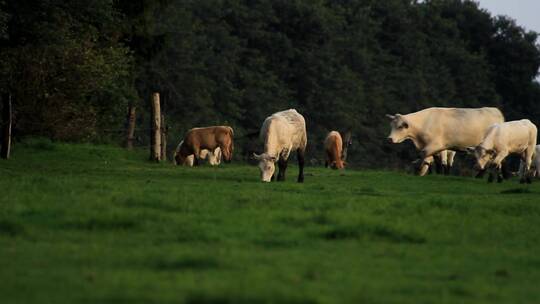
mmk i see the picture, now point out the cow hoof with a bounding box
[519,179,525,184]
[487,175,494,183]
[497,176,503,183]
[297,177,304,183]
[527,178,532,184]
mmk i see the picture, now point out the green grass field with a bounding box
[1,140,540,304]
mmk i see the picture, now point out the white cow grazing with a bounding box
[472,119,537,183]
[418,150,456,176]
[174,140,222,166]
[387,107,504,176]
[253,109,307,182]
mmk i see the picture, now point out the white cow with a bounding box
[174,140,222,166]
[387,107,504,176]
[253,109,307,182]
[472,119,537,183]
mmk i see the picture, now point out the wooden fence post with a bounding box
[341,130,352,162]
[125,103,136,150]
[1,93,12,159]
[150,93,161,161]
[160,114,167,161]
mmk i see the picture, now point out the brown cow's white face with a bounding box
[473,146,495,170]
[253,153,277,182]
[386,114,410,144]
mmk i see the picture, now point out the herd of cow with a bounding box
[173,107,540,184]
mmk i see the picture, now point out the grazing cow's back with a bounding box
[324,131,344,169]
[254,109,307,182]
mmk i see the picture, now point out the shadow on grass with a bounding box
[322,223,425,244]
[353,187,384,197]
[500,188,532,194]
[120,197,185,213]
[0,219,25,237]
[253,237,301,249]
[62,217,138,231]
[428,199,470,214]
[154,256,220,271]
[185,293,318,304]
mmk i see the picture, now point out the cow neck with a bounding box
[479,135,495,151]
[263,123,280,159]
[403,112,429,149]
[479,125,498,151]
[402,122,425,149]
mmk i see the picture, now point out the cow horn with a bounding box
[385,114,395,120]
[252,153,262,160]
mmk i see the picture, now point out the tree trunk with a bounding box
[125,103,136,150]
[341,130,352,161]
[1,93,12,159]
[150,93,161,161]
[160,114,167,160]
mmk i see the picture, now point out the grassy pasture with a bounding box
[1,140,540,304]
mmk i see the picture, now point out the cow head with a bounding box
[174,140,191,166]
[173,150,183,165]
[386,114,410,144]
[253,153,277,182]
[331,159,345,169]
[471,146,495,170]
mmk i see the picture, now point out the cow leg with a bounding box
[497,166,504,183]
[325,160,329,168]
[297,148,305,183]
[489,152,508,184]
[475,169,486,179]
[518,151,533,184]
[434,154,443,175]
[525,147,535,184]
[420,144,444,165]
[417,156,433,176]
[439,151,449,175]
[277,158,288,181]
[487,171,494,183]
[446,151,455,175]
[444,164,451,175]
[219,144,231,163]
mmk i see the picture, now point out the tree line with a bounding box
[1,0,539,168]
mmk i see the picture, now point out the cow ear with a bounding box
[252,153,262,160]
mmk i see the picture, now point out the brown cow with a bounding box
[174,126,233,166]
[324,131,345,169]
